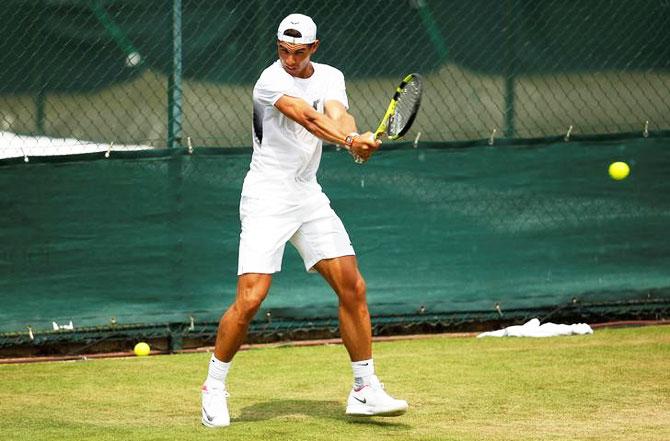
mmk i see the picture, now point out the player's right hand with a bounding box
[351,132,381,162]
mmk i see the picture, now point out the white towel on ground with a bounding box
[477,318,593,338]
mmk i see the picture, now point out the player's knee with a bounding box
[234,289,266,321]
[233,298,263,322]
[340,276,367,308]
[353,276,367,299]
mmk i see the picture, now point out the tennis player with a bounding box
[200,13,408,428]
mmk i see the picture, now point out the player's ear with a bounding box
[310,40,320,54]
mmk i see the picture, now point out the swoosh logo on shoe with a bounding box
[202,407,214,422]
[353,397,367,404]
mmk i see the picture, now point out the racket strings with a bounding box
[390,77,422,137]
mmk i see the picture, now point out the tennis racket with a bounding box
[374,73,423,140]
[354,73,423,163]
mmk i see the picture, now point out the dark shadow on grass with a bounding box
[235,399,410,428]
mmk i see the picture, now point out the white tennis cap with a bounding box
[277,13,317,44]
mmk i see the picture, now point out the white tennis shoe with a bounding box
[201,381,230,428]
[345,375,408,417]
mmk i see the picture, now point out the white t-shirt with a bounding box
[243,60,349,200]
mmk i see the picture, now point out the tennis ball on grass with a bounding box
[608,161,629,180]
[133,342,151,356]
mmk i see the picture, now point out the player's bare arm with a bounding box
[324,99,357,135]
[275,95,380,161]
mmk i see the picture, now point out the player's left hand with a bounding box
[351,132,381,163]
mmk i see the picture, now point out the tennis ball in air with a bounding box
[125,51,142,67]
[133,342,151,356]
[608,161,630,180]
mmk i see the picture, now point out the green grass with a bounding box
[1,326,669,441]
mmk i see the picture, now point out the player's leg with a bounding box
[202,194,299,428]
[215,273,273,361]
[291,193,407,416]
[314,256,408,417]
[202,273,272,428]
[313,256,371,361]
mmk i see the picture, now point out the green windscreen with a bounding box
[1,137,668,333]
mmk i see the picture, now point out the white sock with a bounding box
[206,354,231,386]
[351,359,374,388]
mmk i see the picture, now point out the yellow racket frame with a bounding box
[374,73,420,140]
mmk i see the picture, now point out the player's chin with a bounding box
[280,64,296,74]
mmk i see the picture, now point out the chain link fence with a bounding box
[1,0,669,157]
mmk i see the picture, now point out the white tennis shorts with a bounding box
[237,192,355,275]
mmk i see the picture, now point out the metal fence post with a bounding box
[503,0,517,138]
[416,0,449,63]
[31,2,46,136]
[168,0,183,148]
